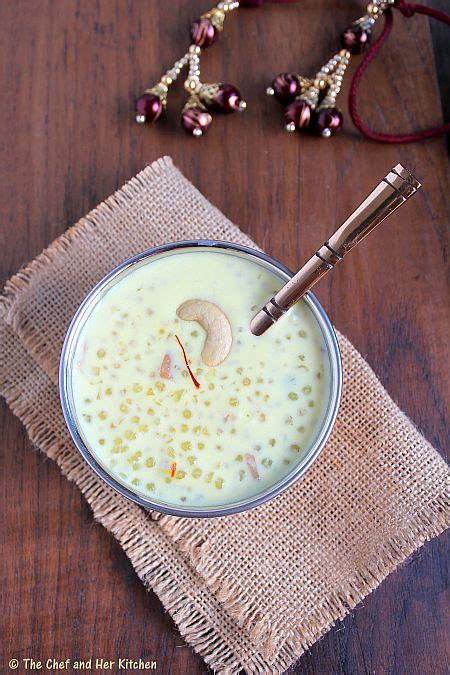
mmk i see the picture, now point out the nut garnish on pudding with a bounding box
[176,299,232,366]
[72,250,330,508]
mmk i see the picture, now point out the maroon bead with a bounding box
[340,24,370,54]
[285,99,311,130]
[270,73,303,103]
[313,107,343,137]
[135,93,163,124]
[190,18,216,47]
[182,106,213,137]
[211,84,244,113]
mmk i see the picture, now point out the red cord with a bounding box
[243,0,449,143]
[397,0,450,24]
[348,3,450,143]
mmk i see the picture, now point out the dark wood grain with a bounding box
[430,0,450,153]
[1,1,448,674]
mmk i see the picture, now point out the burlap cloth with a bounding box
[1,157,448,674]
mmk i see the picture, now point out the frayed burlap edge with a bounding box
[158,475,448,660]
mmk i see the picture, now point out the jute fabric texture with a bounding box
[1,157,448,674]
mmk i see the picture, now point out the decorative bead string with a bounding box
[135,0,450,142]
[136,1,245,137]
[275,50,351,137]
[135,54,190,124]
[267,0,395,138]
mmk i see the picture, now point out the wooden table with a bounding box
[1,1,448,673]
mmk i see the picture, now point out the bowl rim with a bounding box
[59,239,342,517]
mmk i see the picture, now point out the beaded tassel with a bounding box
[267,0,395,137]
[135,56,188,124]
[135,1,246,137]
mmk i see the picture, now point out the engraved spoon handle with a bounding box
[250,164,421,336]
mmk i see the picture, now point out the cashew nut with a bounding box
[176,299,233,366]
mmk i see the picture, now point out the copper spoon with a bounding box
[250,163,421,336]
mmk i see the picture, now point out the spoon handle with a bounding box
[250,164,421,336]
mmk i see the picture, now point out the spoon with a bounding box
[250,163,421,336]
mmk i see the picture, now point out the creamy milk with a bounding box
[71,250,330,508]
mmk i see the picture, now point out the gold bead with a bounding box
[314,78,328,90]
[189,45,201,55]
[339,49,351,59]
[185,78,200,94]
[367,3,380,15]
[161,75,173,85]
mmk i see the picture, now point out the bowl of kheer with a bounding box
[59,241,342,517]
